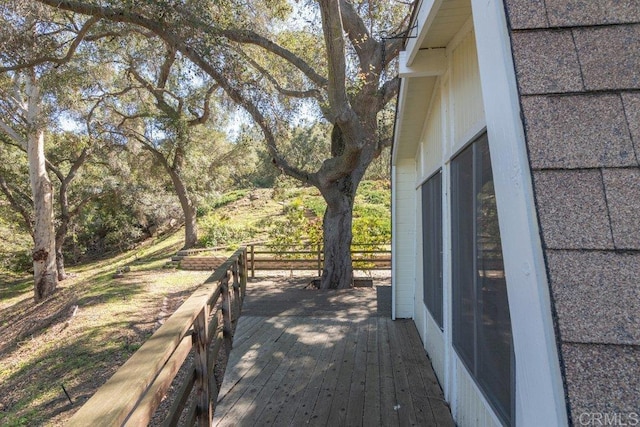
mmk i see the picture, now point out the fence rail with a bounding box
[247,242,391,278]
[68,248,248,427]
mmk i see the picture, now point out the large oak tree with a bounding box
[96,38,232,249]
[32,0,410,289]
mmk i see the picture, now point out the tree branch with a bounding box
[168,4,329,87]
[127,66,179,119]
[379,77,399,109]
[318,0,350,122]
[382,36,405,69]
[0,16,100,72]
[157,46,177,90]
[63,147,90,187]
[0,174,34,236]
[233,48,323,100]
[339,0,380,71]
[0,120,28,149]
[34,0,329,88]
[187,83,219,126]
[218,29,328,88]
[45,159,65,183]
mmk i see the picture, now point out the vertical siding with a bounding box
[421,89,444,180]
[417,84,446,379]
[414,187,425,336]
[451,30,485,151]
[396,13,514,427]
[455,358,502,427]
[393,160,417,319]
[425,313,446,382]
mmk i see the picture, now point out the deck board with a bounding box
[212,275,453,426]
[288,322,347,425]
[344,318,369,426]
[306,322,350,427]
[325,320,359,426]
[386,317,419,426]
[273,322,339,425]
[362,317,381,426]
[378,316,400,427]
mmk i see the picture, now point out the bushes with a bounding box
[211,190,249,209]
[266,198,323,248]
[266,180,391,248]
[198,214,255,248]
[0,212,32,273]
[192,180,390,252]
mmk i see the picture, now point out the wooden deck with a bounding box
[213,275,454,426]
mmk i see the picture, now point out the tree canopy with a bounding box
[1,0,410,295]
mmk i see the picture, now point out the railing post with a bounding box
[250,244,255,279]
[221,272,233,352]
[193,306,211,426]
[231,261,241,321]
[240,248,247,299]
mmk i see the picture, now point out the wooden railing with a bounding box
[68,247,248,427]
[246,242,391,278]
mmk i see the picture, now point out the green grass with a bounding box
[0,180,390,425]
[0,228,211,425]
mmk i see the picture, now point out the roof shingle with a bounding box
[546,0,640,27]
[523,94,636,169]
[548,250,640,345]
[533,170,614,249]
[511,30,583,94]
[561,343,640,417]
[574,24,640,90]
[504,0,549,29]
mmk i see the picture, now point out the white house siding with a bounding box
[392,159,416,319]
[455,358,503,427]
[394,1,570,425]
[409,23,503,424]
[450,29,485,154]
[417,85,446,384]
[425,312,446,392]
[420,88,443,179]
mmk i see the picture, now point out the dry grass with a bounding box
[0,231,212,426]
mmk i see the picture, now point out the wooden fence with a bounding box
[68,248,248,427]
[246,242,391,278]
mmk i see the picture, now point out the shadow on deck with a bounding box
[213,274,454,426]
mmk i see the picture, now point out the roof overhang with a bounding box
[392,0,472,164]
[392,76,436,162]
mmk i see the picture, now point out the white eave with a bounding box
[393,0,471,164]
[392,76,437,163]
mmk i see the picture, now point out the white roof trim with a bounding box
[405,0,444,66]
[399,48,446,78]
[392,77,409,165]
[471,0,569,425]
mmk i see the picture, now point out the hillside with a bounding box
[197,181,391,249]
[0,181,390,425]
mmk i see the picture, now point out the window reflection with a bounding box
[452,133,514,425]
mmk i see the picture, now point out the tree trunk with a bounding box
[319,176,356,289]
[54,179,71,281]
[182,201,198,249]
[28,129,58,301]
[55,224,67,281]
[169,168,198,249]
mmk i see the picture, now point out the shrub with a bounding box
[212,190,249,209]
[356,180,390,207]
[352,215,391,247]
[198,214,254,248]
